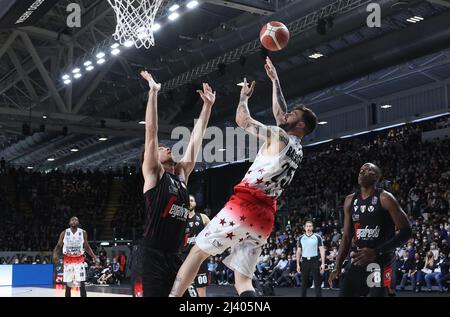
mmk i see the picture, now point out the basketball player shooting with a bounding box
[52,216,97,297]
[139,71,216,297]
[170,60,318,297]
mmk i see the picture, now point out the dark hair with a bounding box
[293,104,318,135]
[304,220,313,226]
[140,143,171,165]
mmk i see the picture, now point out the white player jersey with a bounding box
[240,133,303,198]
[62,228,85,256]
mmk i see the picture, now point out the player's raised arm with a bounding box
[176,84,216,182]
[236,78,289,146]
[265,57,288,126]
[140,71,163,192]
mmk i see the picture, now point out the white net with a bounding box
[108,0,165,49]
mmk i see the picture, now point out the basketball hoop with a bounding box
[107,0,165,49]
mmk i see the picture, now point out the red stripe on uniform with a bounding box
[383,265,393,288]
[161,196,177,218]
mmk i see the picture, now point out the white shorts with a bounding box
[63,258,86,283]
[196,192,275,278]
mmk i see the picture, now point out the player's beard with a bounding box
[278,122,295,132]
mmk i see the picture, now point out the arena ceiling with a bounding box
[0,0,449,171]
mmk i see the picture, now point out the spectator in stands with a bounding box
[207,257,218,284]
[400,252,421,291]
[424,251,446,292]
[268,253,288,283]
[274,254,296,287]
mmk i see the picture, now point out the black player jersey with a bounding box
[350,188,395,265]
[183,212,205,256]
[143,172,190,252]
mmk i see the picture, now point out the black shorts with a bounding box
[339,263,393,297]
[193,261,210,288]
[131,244,198,297]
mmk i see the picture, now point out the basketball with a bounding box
[260,21,290,52]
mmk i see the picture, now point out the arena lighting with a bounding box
[84,61,92,66]
[124,40,134,47]
[100,242,110,246]
[110,43,120,49]
[70,148,79,152]
[62,74,70,80]
[73,73,82,79]
[42,115,47,119]
[381,104,392,109]
[406,16,424,23]
[187,1,199,9]
[318,121,328,125]
[304,139,333,147]
[309,53,324,59]
[72,68,80,74]
[27,166,33,170]
[169,4,180,11]
[98,137,108,141]
[168,12,180,21]
[96,52,105,59]
[86,65,95,71]
[64,79,71,85]
[151,23,161,31]
[111,48,121,55]
[218,148,226,152]
[47,158,55,162]
[97,58,106,65]
[139,121,146,125]
[410,112,450,123]
[340,130,372,139]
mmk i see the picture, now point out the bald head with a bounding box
[358,163,382,188]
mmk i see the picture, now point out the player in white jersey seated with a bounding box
[170,58,318,297]
[53,216,98,297]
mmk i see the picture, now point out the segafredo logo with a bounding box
[356,226,381,240]
[168,205,189,220]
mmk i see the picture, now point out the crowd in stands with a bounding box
[0,170,110,251]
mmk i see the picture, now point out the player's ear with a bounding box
[296,121,305,130]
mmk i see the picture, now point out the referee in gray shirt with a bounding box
[296,221,325,297]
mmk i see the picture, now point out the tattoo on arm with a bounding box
[275,80,288,113]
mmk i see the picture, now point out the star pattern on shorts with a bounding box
[226,232,235,240]
[229,221,235,227]
[256,178,264,185]
[246,232,250,236]
[240,215,246,222]
[265,189,271,195]
[219,219,226,226]
[247,170,252,175]
[258,168,265,174]
[239,238,244,242]
[258,235,262,239]
[249,223,254,227]
[265,181,271,187]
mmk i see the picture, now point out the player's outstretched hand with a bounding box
[197,83,216,107]
[140,70,161,92]
[240,78,256,101]
[264,57,278,82]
